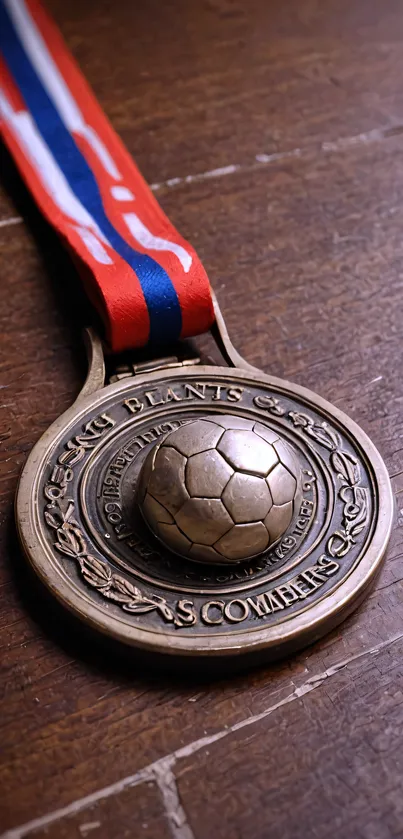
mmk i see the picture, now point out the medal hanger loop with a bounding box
[210,293,260,375]
[79,291,258,403]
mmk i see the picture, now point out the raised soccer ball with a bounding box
[138,415,302,564]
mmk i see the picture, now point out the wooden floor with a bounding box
[2,0,403,836]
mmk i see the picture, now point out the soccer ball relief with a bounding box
[138,415,302,564]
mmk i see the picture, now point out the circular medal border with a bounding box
[16,365,394,659]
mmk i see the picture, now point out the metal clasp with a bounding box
[77,292,257,401]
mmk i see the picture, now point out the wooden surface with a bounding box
[2,0,403,836]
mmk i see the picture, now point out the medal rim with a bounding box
[15,364,394,659]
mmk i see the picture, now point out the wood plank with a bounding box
[175,637,403,839]
[1,0,403,835]
[19,781,172,839]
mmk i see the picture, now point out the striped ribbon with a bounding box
[0,0,214,352]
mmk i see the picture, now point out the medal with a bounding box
[1,0,393,664]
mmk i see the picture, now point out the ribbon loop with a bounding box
[0,0,214,352]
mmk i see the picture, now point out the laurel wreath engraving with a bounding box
[289,411,369,558]
[42,414,175,623]
[45,504,175,620]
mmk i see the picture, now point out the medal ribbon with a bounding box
[0,0,214,352]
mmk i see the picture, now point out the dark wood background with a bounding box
[2,0,403,836]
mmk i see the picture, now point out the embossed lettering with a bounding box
[265,590,285,612]
[224,599,250,623]
[317,555,339,576]
[145,389,164,407]
[201,600,225,625]
[300,569,323,590]
[289,579,311,599]
[184,383,206,400]
[253,394,285,415]
[123,397,144,414]
[274,535,297,559]
[75,414,115,447]
[300,499,314,518]
[246,593,271,617]
[275,584,299,607]
[165,387,182,403]
[227,387,243,402]
[176,599,197,626]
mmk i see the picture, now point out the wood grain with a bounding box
[25,782,172,839]
[1,0,403,836]
[175,637,403,839]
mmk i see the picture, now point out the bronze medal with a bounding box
[16,304,393,662]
